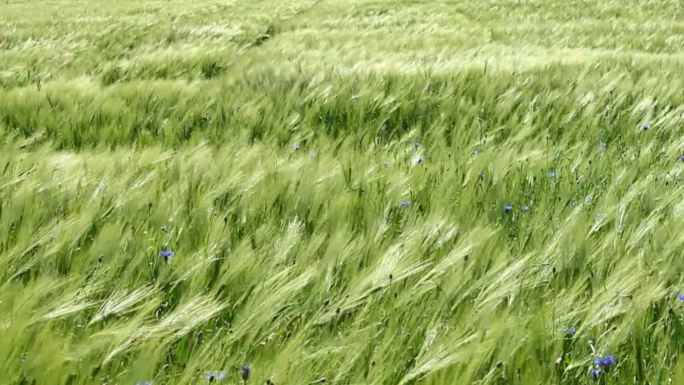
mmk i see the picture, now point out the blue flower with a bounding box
[205,371,226,382]
[601,355,615,368]
[159,250,174,260]
[546,171,557,178]
[639,122,650,131]
[292,143,301,150]
[679,155,684,161]
[240,364,250,382]
[593,356,603,366]
[503,204,513,213]
[677,293,684,301]
[589,368,600,380]
[399,200,411,207]
[570,199,578,207]
[566,326,576,335]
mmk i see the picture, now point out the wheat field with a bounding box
[2,1,684,384]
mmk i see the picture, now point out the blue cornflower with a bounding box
[546,171,557,178]
[677,293,684,302]
[240,364,250,382]
[399,200,411,207]
[639,122,650,131]
[589,368,600,380]
[503,204,513,213]
[205,371,226,382]
[159,249,174,260]
[678,155,684,161]
[601,355,615,368]
[566,326,576,335]
[593,356,603,366]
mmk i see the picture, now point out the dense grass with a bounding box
[2,1,684,385]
